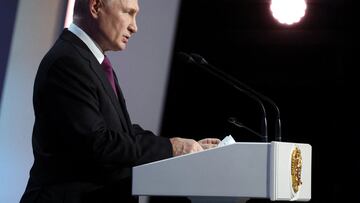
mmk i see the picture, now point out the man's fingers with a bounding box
[198,138,221,145]
[198,138,221,150]
[170,137,204,156]
[189,140,204,153]
[200,143,218,150]
[190,143,204,153]
[170,137,221,156]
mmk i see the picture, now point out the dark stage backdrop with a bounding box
[161,0,358,202]
[0,1,19,103]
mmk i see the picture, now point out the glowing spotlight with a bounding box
[270,0,307,25]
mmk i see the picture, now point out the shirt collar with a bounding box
[68,23,105,64]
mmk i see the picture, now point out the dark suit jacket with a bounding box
[20,30,172,203]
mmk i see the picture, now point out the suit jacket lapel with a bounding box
[60,29,130,133]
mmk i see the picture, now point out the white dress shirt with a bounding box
[68,23,105,64]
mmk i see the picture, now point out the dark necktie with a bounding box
[101,55,118,97]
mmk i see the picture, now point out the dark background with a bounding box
[160,0,358,202]
[0,0,19,103]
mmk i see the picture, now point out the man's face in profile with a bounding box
[96,0,139,51]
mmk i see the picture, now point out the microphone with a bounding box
[227,117,264,140]
[178,52,268,142]
[187,52,282,142]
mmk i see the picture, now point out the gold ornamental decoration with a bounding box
[291,146,303,193]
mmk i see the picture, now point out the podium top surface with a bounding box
[132,142,311,202]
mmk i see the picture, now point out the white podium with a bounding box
[132,142,311,202]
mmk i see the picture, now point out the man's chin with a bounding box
[116,43,127,51]
[107,43,126,52]
[114,46,126,52]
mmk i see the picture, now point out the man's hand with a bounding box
[169,137,204,156]
[198,138,221,150]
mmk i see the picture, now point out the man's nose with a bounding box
[129,19,138,34]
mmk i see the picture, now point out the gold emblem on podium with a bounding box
[291,146,303,193]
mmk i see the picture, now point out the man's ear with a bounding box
[89,0,103,19]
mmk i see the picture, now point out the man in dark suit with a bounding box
[20,0,220,202]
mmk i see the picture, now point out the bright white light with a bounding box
[270,0,307,25]
[64,0,75,28]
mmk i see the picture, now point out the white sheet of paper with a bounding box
[218,135,236,147]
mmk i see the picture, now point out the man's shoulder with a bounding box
[35,31,94,82]
[44,31,89,64]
